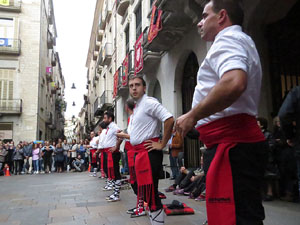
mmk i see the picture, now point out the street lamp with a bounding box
[71,83,76,89]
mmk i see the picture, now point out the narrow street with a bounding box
[0,172,299,225]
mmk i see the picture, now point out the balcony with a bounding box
[140,27,162,75]
[98,48,104,66]
[51,50,56,66]
[0,0,21,12]
[47,31,54,49]
[102,42,113,65]
[46,66,53,82]
[0,38,21,55]
[93,50,99,61]
[0,99,22,115]
[99,13,106,30]
[45,112,53,125]
[117,0,130,17]
[94,90,113,116]
[117,66,128,96]
[97,28,104,42]
[95,40,101,51]
[104,0,113,23]
[144,0,203,52]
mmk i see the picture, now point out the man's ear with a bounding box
[218,9,227,24]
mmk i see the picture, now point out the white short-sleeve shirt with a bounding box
[192,25,262,127]
[89,136,99,149]
[130,94,173,146]
[97,129,106,149]
[102,122,120,149]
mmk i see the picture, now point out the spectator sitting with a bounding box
[72,154,84,172]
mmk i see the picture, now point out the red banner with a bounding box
[134,33,143,75]
[113,69,119,98]
[148,1,162,43]
[122,54,129,86]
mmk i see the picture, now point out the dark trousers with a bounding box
[44,156,51,172]
[147,150,163,211]
[204,141,268,225]
[14,160,23,174]
[112,151,121,180]
[103,152,108,176]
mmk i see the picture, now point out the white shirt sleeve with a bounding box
[145,98,173,122]
[209,35,249,78]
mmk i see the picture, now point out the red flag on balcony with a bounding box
[134,33,143,75]
[122,54,129,86]
[148,1,162,44]
[113,69,119,98]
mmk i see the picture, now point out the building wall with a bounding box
[0,0,65,142]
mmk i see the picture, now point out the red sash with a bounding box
[125,141,136,184]
[104,148,115,179]
[197,114,265,225]
[134,137,159,211]
[90,149,97,164]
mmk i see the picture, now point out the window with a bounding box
[0,69,14,110]
[135,4,142,39]
[0,18,14,46]
[125,25,129,54]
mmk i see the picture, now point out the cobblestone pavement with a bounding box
[0,172,300,225]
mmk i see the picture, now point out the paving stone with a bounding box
[0,214,10,222]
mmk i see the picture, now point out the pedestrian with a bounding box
[128,75,174,224]
[32,144,40,174]
[168,129,183,180]
[101,111,122,202]
[12,144,24,175]
[176,1,268,224]
[41,141,54,173]
[23,141,33,174]
[0,145,8,170]
[87,132,99,177]
[278,86,300,202]
[54,143,64,173]
[62,139,70,171]
[70,139,78,171]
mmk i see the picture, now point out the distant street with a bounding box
[0,172,299,225]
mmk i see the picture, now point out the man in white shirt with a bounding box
[128,75,174,225]
[102,111,122,202]
[176,1,268,225]
[87,132,99,177]
[96,121,107,178]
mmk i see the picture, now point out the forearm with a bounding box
[161,117,175,148]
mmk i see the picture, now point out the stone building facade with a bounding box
[84,0,300,167]
[0,0,66,143]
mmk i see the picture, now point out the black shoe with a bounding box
[126,207,136,214]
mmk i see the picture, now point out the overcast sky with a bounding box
[53,0,97,119]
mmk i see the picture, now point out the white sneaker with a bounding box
[130,208,146,218]
[93,173,97,177]
[102,185,113,191]
[36,171,39,174]
[106,194,120,202]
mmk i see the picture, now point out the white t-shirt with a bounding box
[192,25,262,127]
[130,94,173,146]
[97,129,107,149]
[102,122,120,149]
[89,136,99,149]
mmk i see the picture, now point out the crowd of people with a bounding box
[0,139,91,175]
